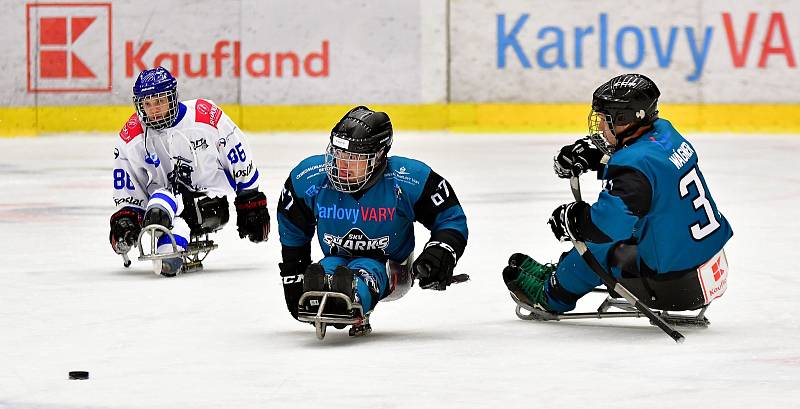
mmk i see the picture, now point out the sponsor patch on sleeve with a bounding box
[195,99,223,128]
[119,113,143,143]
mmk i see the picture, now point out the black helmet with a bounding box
[325,106,393,193]
[589,73,660,154]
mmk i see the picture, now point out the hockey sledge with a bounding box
[296,254,472,341]
[297,291,371,340]
[510,287,710,328]
[136,224,218,276]
[295,255,415,340]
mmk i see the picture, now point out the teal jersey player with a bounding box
[277,106,468,327]
[505,74,732,315]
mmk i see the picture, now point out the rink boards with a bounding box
[3,0,800,134]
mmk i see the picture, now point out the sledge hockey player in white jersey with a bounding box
[277,106,469,337]
[109,66,270,276]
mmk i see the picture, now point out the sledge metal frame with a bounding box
[297,291,369,340]
[511,290,710,328]
[136,224,218,274]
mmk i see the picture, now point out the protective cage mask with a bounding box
[588,110,617,156]
[325,144,382,193]
[134,90,179,130]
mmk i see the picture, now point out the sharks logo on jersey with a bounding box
[323,228,389,259]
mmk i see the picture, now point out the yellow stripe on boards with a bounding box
[2,104,800,136]
[0,107,38,136]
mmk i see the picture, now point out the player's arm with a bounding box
[411,169,468,290]
[110,141,148,253]
[276,176,317,319]
[549,165,651,243]
[217,113,270,243]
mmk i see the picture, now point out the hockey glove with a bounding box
[279,244,311,319]
[553,137,604,179]
[109,207,144,253]
[234,190,270,243]
[279,266,309,319]
[548,201,590,242]
[413,241,458,291]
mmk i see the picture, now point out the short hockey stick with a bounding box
[569,177,684,343]
[115,242,132,268]
[413,264,470,290]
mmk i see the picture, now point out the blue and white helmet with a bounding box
[132,66,179,130]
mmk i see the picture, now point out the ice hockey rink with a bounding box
[1,131,798,409]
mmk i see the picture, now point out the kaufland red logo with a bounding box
[26,3,112,93]
[711,257,725,282]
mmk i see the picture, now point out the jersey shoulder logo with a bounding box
[195,99,223,128]
[119,113,144,143]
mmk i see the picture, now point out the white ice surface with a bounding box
[1,132,798,409]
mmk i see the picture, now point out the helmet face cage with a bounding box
[325,144,383,193]
[133,89,179,130]
[588,109,616,156]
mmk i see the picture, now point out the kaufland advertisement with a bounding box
[451,0,800,103]
[7,0,445,106]
[4,0,800,122]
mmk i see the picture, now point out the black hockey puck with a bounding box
[68,371,89,380]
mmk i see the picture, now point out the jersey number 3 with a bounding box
[679,167,720,240]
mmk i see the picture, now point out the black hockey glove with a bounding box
[234,190,270,243]
[553,137,604,179]
[279,263,305,320]
[548,201,590,242]
[109,207,144,253]
[278,243,311,319]
[413,241,458,291]
[279,245,312,320]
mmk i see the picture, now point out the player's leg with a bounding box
[298,256,348,316]
[345,258,388,313]
[503,242,613,313]
[543,243,611,312]
[142,191,188,276]
[155,216,190,276]
[304,256,349,292]
[301,257,387,314]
